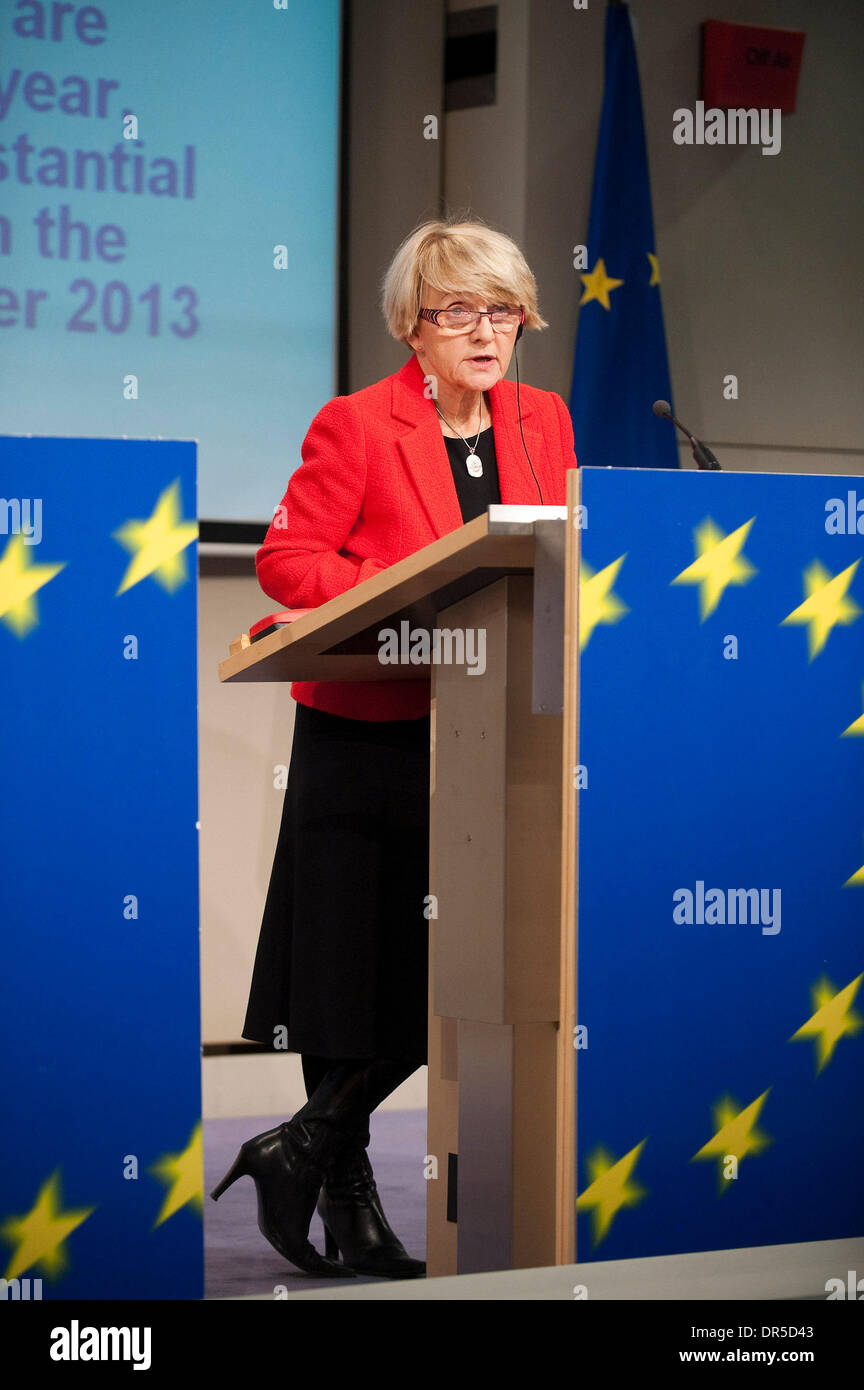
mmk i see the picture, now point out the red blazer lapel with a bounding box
[391,355,463,540]
[391,352,544,539]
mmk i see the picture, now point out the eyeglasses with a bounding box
[418,306,525,333]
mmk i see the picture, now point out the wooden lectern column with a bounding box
[426,575,563,1276]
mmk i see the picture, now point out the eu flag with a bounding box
[570,3,679,470]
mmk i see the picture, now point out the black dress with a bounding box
[241,426,502,1062]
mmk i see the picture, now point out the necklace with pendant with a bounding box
[435,401,486,477]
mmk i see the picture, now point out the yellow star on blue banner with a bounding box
[580,555,628,649]
[844,836,864,887]
[692,1091,771,1192]
[0,1171,94,1280]
[113,479,198,596]
[671,517,757,620]
[841,684,864,737]
[0,535,66,638]
[781,559,860,659]
[789,973,864,1072]
[576,1139,647,1245]
[150,1123,203,1227]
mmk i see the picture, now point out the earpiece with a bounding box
[513,321,543,504]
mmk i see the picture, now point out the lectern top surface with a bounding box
[487,504,568,530]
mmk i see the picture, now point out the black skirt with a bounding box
[242,702,431,1062]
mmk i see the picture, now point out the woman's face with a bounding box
[406,286,520,398]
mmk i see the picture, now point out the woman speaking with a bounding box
[211,218,578,1278]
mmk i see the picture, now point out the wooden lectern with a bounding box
[219,471,583,1277]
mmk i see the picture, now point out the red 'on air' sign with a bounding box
[702,20,806,114]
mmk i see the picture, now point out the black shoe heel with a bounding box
[210,1121,356,1279]
[210,1150,248,1201]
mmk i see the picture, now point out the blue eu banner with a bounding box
[575,467,864,1261]
[570,3,679,471]
[0,437,202,1300]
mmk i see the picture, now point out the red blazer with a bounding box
[256,351,578,720]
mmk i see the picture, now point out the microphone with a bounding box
[652,400,721,471]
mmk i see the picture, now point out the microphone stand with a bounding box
[654,402,722,471]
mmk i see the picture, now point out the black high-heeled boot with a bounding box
[318,1141,426,1279]
[211,1116,357,1278]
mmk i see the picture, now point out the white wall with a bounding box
[197,568,291,1045]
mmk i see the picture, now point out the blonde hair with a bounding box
[381,217,548,343]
